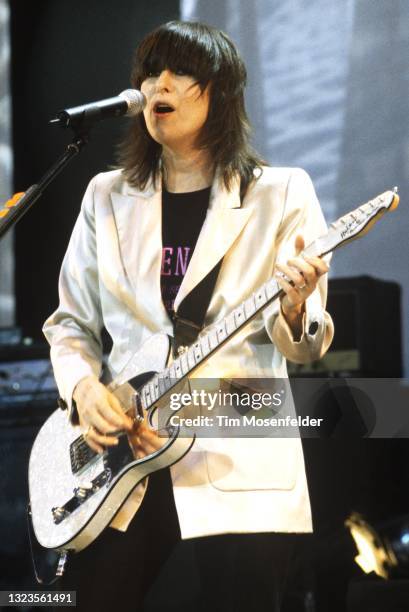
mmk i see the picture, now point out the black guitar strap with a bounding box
[171,257,224,356]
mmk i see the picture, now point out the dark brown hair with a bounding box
[118,21,264,196]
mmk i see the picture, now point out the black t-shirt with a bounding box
[160,185,211,318]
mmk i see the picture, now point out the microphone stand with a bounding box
[1,124,90,582]
[0,128,90,240]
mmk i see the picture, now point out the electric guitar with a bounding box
[28,189,399,558]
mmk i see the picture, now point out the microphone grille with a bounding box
[119,89,146,116]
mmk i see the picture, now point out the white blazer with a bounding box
[43,166,334,539]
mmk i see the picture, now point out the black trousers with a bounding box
[52,469,296,611]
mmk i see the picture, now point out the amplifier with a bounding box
[0,342,57,421]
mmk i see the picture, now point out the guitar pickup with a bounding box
[70,436,99,475]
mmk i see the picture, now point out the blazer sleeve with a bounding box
[263,168,334,363]
[42,175,104,419]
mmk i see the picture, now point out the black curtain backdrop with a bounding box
[11,0,179,340]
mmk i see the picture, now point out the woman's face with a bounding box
[140,69,210,153]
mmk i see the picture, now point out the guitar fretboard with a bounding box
[140,277,283,410]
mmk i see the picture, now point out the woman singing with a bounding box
[44,20,333,612]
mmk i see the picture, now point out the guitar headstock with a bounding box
[303,189,400,258]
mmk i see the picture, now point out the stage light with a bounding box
[346,512,409,579]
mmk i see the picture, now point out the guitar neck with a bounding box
[140,276,284,411]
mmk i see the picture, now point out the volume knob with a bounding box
[74,487,88,500]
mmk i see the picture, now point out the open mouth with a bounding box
[154,103,175,115]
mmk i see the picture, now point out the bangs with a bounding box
[134,22,222,87]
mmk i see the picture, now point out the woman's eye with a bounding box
[144,69,191,79]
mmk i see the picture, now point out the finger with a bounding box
[276,276,302,305]
[88,408,123,435]
[137,440,161,455]
[82,429,105,454]
[77,389,126,432]
[276,263,305,288]
[107,393,134,430]
[87,427,119,448]
[139,427,163,446]
[135,422,160,440]
[303,255,330,275]
[95,400,131,431]
[134,436,163,455]
[129,434,159,457]
[78,382,132,431]
[286,258,316,285]
[132,425,164,451]
[85,438,105,454]
[295,234,305,255]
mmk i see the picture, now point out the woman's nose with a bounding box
[156,69,174,92]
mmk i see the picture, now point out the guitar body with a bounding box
[28,333,194,552]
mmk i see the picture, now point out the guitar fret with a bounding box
[164,370,171,386]
[146,385,153,405]
[208,328,219,350]
[266,279,279,299]
[187,347,196,369]
[146,387,155,409]
[168,363,177,380]
[141,385,149,409]
[233,304,245,327]
[217,320,227,342]
[255,286,267,308]
[173,358,182,378]
[200,334,211,356]
[158,374,167,395]
[193,341,203,364]
[225,311,236,335]
[244,295,256,318]
[180,353,189,374]
[151,379,159,401]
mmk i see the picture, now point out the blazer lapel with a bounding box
[110,172,254,327]
[174,174,254,312]
[110,180,171,331]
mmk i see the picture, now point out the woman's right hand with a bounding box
[73,375,134,453]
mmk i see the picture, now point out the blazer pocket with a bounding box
[205,437,299,492]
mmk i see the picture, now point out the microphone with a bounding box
[50,89,146,129]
